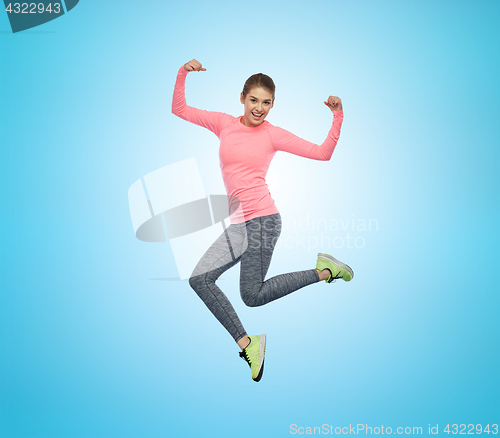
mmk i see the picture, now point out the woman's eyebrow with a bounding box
[249,95,272,101]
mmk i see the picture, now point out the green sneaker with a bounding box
[239,334,266,382]
[316,253,354,283]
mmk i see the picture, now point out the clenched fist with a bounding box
[184,59,206,72]
[324,96,343,112]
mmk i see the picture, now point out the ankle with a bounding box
[316,269,329,281]
[237,335,251,351]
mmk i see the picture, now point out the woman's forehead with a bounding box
[247,87,273,100]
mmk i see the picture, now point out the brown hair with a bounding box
[242,73,276,102]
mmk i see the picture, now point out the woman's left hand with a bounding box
[324,96,343,112]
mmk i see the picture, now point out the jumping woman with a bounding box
[172,59,354,382]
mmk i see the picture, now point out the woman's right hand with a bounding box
[183,59,206,72]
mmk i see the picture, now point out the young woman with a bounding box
[172,59,354,382]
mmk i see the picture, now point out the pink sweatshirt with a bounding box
[172,65,344,224]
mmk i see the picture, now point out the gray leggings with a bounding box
[188,213,321,342]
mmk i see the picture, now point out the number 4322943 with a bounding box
[5,3,62,14]
[444,425,498,435]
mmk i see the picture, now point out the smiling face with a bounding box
[240,87,274,127]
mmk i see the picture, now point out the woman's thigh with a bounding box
[190,222,248,281]
[239,213,282,289]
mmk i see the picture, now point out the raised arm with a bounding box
[269,101,344,161]
[171,59,232,137]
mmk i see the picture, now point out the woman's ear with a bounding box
[240,92,245,104]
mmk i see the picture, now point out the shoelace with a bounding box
[239,349,252,367]
[327,269,343,284]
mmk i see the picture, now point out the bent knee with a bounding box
[241,290,262,308]
[189,272,218,292]
[189,274,206,291]
[242,297,260,307]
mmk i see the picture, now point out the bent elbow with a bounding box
[322,146,337,161]
[171,106,183,119]
[320,151,333,161]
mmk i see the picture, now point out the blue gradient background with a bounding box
[1,1,499,437]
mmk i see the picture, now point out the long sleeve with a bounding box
[268,111,344,161]
[171,65,233,138]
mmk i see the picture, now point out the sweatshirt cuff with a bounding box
[178,65,189,76]
[333,110,343,117]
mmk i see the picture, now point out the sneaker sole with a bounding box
[318,253,354,280]
[253,334,266,382]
